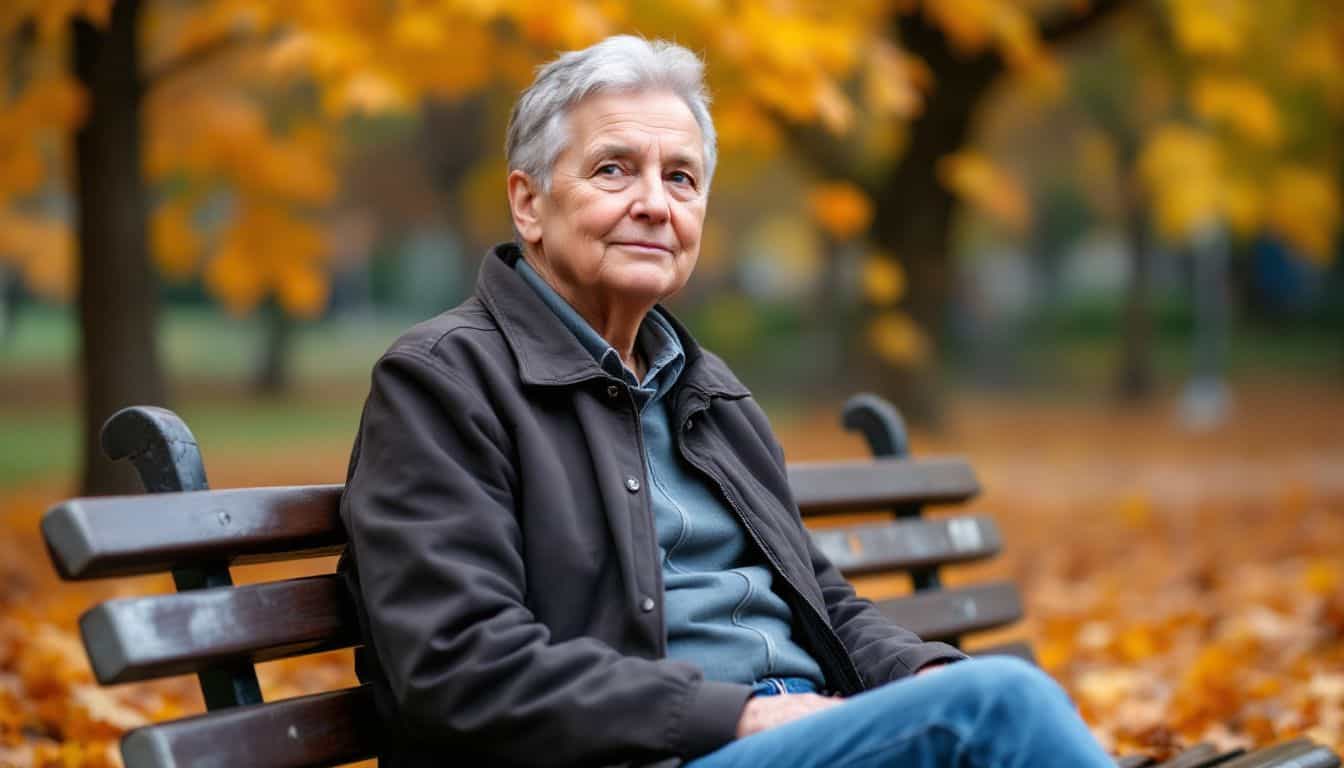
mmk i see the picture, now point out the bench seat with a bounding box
[39,399,1339,768]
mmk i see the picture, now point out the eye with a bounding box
[595,163,623,176]
[668,170,695,187]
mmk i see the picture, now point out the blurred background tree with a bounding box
[0,0,1341,494]
[5,6,1343,761]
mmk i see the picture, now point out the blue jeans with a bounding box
[687,657,1114,768]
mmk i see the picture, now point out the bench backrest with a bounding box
[41,395,1025,768]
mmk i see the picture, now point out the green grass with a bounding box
[0,409,79,489]
[0,304,426,489]
[1,304,421,378]
[0,399,364,489]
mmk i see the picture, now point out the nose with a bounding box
[629,169,670,224]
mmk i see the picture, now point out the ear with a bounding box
[507,170,545,245]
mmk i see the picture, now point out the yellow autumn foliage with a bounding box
[0,0,110,41]
[460,157,514,253]
[205,204,329,317]
[808,182,874,241]
[0,75,84,203]
[861,253,907,306]
[867,311,929,366]
[1192,76,1282,147]
[1264,166,1341,265]
[6,0,1341,326]
[1169,0,1251,58]
[937,150,1031,233]
[925,0,1009,54]
[0,210,72,300]
[1140,119,1340,260]
[1130,0,1344,261]
[11,0,923,322]
[150,201,202,280]
[1139,125,1224,241]
[922,0,1056,87]
[864,40,927,120]
[712,100,783,155]
[275,261,330,318]
[1220,177,1263,238]
[1286,27,1342,88]
[205,245,268,317]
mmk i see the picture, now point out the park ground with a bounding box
[0,311,1342,765]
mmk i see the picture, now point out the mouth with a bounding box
[611,241,674,256]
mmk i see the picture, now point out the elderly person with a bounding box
[340,35,1114,768]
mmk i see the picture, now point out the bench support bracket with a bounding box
[103,406,266,709]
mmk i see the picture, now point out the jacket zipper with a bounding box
[676,400,865,695]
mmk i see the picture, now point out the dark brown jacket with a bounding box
[339,244,966,768]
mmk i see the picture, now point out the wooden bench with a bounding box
[40,396,1340,768]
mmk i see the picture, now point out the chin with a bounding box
[607,268,682,303]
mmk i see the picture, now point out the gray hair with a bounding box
[506,35,717,191]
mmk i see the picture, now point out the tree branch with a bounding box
[144,32,250,88]
[775,0,1132,187]
[774,117,879,193]
[1039,0,1135,46]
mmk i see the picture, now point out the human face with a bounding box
[509,89,707,324]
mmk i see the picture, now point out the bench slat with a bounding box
[43,485,345,580]
[1219,739,1340,768]
[44,459,979,581]
[970,641,1036,664]
[1151,744,1223,768]
[81,575,355,685]
[121,685,378,768]
[790,458,979,516]
[810,515,1000,577]
[875,582,1022,641]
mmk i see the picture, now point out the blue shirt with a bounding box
[515,258,824,686]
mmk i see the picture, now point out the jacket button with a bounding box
[625,476,641,493]
[640,596,655,612]
[606,385,620,399]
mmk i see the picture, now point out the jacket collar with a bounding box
[476,243,749,399]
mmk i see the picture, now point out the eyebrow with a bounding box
[586,143,637,162]
[586,143,704,173]
[663,152,703,173]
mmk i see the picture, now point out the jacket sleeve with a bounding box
[740,398,968,688]
[807,536,968,686]
[341,350,752,766]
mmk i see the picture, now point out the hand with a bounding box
[735,693,843,739]
[916,662,948,676]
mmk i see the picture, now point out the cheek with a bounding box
[573,193,630,237]
[673,204,706,253]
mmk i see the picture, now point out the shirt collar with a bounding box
[476,243,749,400]
[514,256,685,402]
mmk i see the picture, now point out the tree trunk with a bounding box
[253,300,293,395]
[864,13,1002,425]
[808,236,859,397]
[1116,175,1155,400]
[420,95,491,258]
[787,3,1130,424]
[72,0,167,496]
[0,266,17,345]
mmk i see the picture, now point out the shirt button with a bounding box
[606,384,620,399]
[640,596,656,612]
[625,476,641,493]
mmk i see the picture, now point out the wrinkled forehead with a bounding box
[563,89,706,169]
